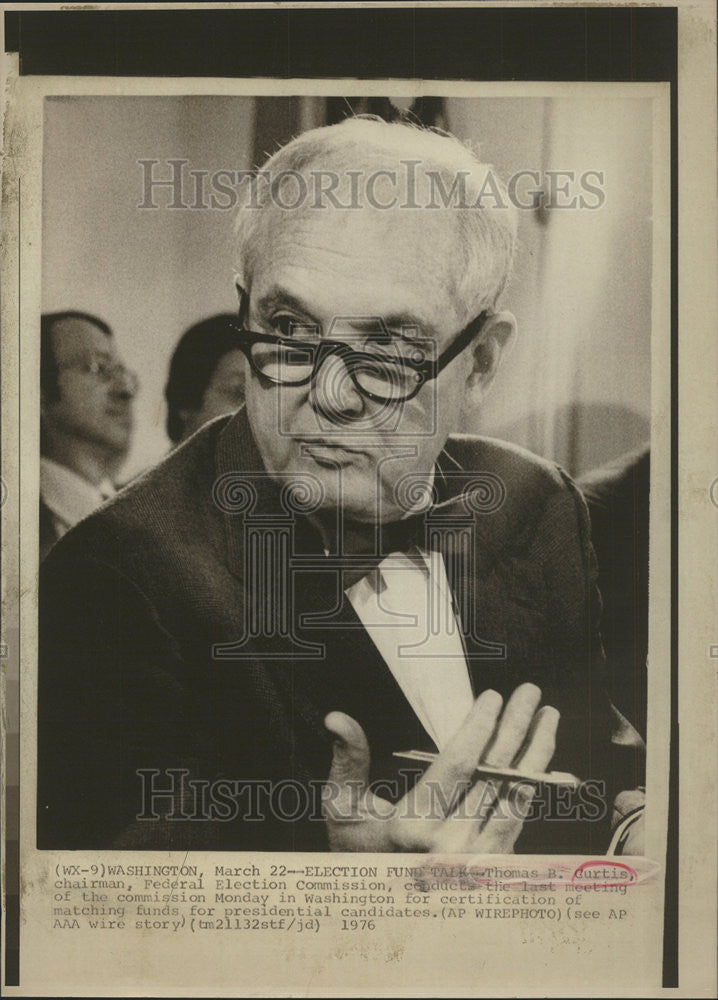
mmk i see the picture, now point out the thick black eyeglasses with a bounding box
[233,297,489,404]
[57,354,140,394]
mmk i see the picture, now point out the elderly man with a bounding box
[39,311,137,560]
[38,119,626,854]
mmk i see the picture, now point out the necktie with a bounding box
[336,512,431,587]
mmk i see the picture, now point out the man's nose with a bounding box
[308,352,364,421]
[108,367,138,400]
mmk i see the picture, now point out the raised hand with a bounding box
[323,683,559,853]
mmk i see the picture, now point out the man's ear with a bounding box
[466,311,517,396]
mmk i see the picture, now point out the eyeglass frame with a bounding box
[57,354,140,394]
[232,293,490,405]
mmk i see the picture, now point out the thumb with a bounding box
[324,711,370,789]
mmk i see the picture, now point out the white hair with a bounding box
[234,116,518,317]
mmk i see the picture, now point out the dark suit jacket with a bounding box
[38,409,624,853]
[580,448,650,739]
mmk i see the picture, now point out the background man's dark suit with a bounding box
[580,447,650,740]
[38,408,627,854]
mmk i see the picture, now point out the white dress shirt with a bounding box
[40,457,114,541]
[345,546,475,750]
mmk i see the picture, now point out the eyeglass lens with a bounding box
[249,337,428,403]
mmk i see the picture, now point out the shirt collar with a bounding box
[40,457,114,530]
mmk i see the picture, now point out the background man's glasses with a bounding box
[58,355,140,394]
[234,304,488,405]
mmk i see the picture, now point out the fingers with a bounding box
[323,713,399,850]
[515,704,559,772]
[433,690,560,854]
[410,688,503,820]
[388,691,502,849]
[443,683,546,834]
[435,685,541,847]
[472,701,561,853]
[324,711,370,789]
[481,683,542,767]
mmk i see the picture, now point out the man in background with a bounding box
[164,313,245,446]
[40,311,137,561]
[580,446,650,740]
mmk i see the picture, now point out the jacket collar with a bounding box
[214,406,502,582]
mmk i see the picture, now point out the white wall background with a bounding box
[448,95,652,473]
[42,95,652,479]
[43,96,254,475]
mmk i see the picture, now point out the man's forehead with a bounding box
[261,194,459,248]
[252,202,465,324]
[51,318,114,358]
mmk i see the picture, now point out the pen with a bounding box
[392,749,582,789]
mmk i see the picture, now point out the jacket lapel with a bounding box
[211,410,427,751]
[432,445,549,698]
[211,413,549,747]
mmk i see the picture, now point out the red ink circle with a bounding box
[571,861,638,889]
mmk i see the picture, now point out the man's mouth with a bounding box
[106,408,133,426]
[296,439,367,466]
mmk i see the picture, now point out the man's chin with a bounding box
[283,460,410,523]
[311,485,403,526]
[317,490,379,524]
[98,433,131,460]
